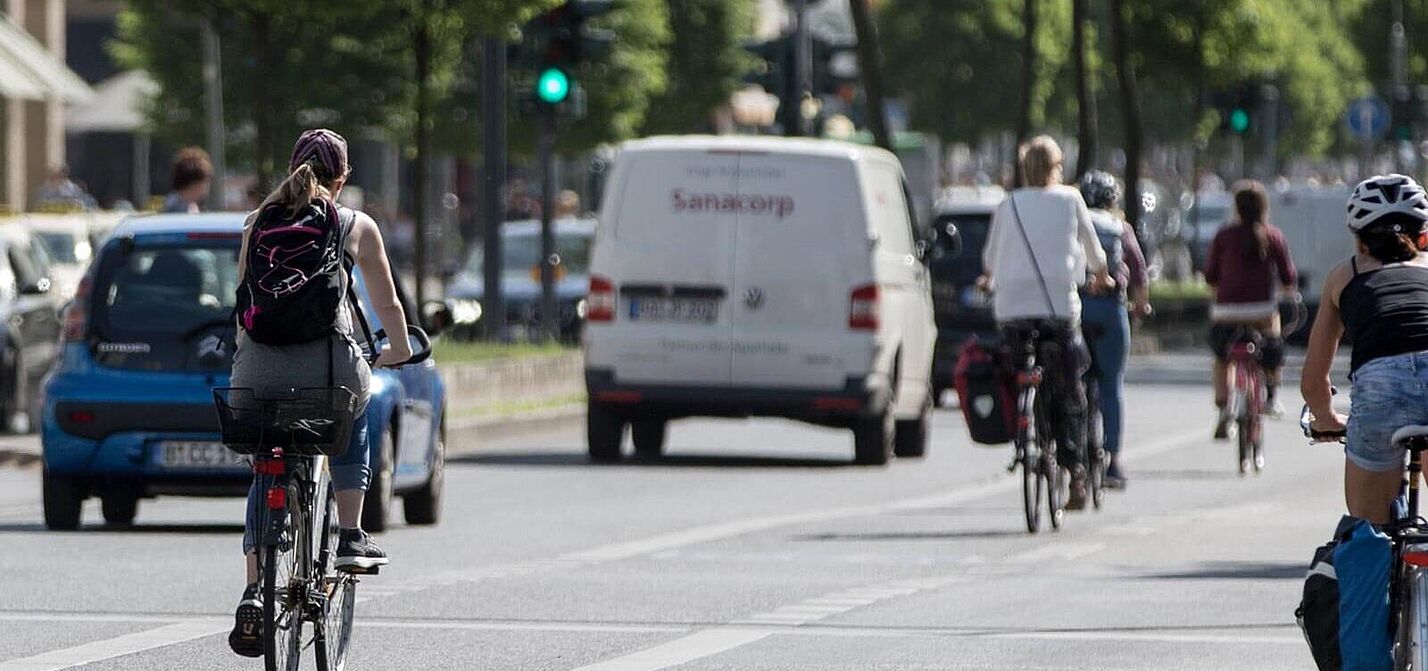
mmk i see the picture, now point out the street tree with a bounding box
[641,0,755,135]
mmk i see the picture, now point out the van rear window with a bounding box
[92,241,240,372]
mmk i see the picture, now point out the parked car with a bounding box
[41,213,449,531]
[445,217,596,341]
[927,187,1004,405]
[25,214,93,300]
[0,224,62,433]
[584,136,937,465]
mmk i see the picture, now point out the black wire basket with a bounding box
[212,387,359,456]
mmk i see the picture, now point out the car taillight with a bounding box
[61,276,91,342]
[588,275,616,323]
[850,284,879,330]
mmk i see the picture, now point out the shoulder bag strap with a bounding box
[337,207,378,363]
[1007,194,1059,320]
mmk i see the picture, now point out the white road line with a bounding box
[570,629,774,671]
[0,620,227,671]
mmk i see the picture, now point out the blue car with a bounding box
[41,213,448,532]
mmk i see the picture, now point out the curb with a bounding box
[447,405,585,454]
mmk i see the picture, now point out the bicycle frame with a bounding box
[1227,343,1266,429]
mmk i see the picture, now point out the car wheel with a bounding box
[631,420,667,458]
[0,345,21,434]
[43,470,83,530]
[362,426,396,533]
[587,401,625,463]
[403,418,444,526]
[853,408,894,465]
[894,392,932,459]
[100,491,139,528]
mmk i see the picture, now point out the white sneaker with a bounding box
[1265,400,1286,420]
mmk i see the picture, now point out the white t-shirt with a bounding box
[982,185,1108,322]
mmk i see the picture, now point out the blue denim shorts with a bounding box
[1347,351,1428,472]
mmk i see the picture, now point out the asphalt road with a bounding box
[0,368,1347,670]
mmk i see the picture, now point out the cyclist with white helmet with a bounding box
[1303,174,1428,523]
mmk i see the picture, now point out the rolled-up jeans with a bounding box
[242,412,370,554]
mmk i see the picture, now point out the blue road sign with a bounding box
[1347,96,1390,141]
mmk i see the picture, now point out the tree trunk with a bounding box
[1072,0,1097,179]
[251,11,275,191]
[412,3,432,309]
[1110,0,1143,239]
[848,0,892,153]
[1015,0,1039,186]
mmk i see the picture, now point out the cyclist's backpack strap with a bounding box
[1007,194,1059,320]
[1351,256,1359,277]
[335,207,378,364]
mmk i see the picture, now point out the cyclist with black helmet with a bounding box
[1078,171,1151,489]
[1303,174,1428,524]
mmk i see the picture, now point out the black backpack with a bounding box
[237,199,353,346]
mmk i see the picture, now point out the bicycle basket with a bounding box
[213,387,358,456]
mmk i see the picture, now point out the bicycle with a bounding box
[1081,323,1108,511]
[1005,321,1072,534]
[1303,402,1428,670]
[1224,295,1306,475]
[214,325,430,671]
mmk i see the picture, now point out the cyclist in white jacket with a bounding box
[980,135,1109,510]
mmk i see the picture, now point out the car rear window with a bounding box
[931,213,991,285]
[91,239,240,372]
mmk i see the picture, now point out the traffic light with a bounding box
[812,36,857,96]
[1391,85,1416,142]
[517,0,617,115]
[744,35,794,99]
[1210,84,1257,135]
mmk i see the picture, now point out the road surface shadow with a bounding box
[452,450,853,469]
[0,449,39,469]
[0,522,243,534]
[1137,560,1304,581]
[793,530,1025,542]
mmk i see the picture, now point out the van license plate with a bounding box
[159,441,247,469]
[628,298,718,323]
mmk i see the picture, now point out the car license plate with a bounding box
[627,297,718,323]
[158,441,247,469]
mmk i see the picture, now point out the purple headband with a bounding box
[288,129,348,179]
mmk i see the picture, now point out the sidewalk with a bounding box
[0,434,39,469]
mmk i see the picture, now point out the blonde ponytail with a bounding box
[257,160,332,215]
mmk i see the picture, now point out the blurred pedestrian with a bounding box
[161,147,213,214]
[32,165,93,211]
[555,189,581,219]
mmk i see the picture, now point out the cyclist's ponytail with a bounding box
[257,159,333,216]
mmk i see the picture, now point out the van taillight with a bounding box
[61,276,91,342]
[849,284,879,330]
[588,276,616,323]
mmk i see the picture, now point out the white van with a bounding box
[583,136,937,465]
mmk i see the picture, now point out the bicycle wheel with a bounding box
[1086,385,1106,511]
[1019,390,1042,534]
[1396,564,1428,670]
[313,473,355,671]
[262,481,306,671]
[1237,417,1252,476]
[1043,441,1064,531]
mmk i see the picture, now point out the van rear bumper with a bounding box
[585,369,890,427]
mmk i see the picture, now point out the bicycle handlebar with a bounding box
[1300,387,1346,443]
[363,324,432,367]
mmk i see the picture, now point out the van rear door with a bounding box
[729,153,866,390]
[594,149,739,386]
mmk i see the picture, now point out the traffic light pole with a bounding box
[538,109,559,342]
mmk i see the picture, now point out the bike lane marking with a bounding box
[0,429,1204,669]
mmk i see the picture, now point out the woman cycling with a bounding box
[1303,174,1428,524]
[1077,170,1151,490]
[229,129,412,657]
[1205,180,1297,439]
[982,136,1109,510]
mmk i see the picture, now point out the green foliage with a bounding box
[879,0,1072,143]
[641,0,756,135]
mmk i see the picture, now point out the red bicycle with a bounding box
[1224,296,1305,475]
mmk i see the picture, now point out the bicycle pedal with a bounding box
[341,565,380,576]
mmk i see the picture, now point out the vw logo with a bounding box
[744,287,765,310]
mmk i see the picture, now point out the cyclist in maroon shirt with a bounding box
[1204,180,1298,439]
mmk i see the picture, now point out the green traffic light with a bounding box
[1229,108,1250,134]
[536,67,570,104]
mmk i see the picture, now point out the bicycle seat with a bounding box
[1392,425,1428,450]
